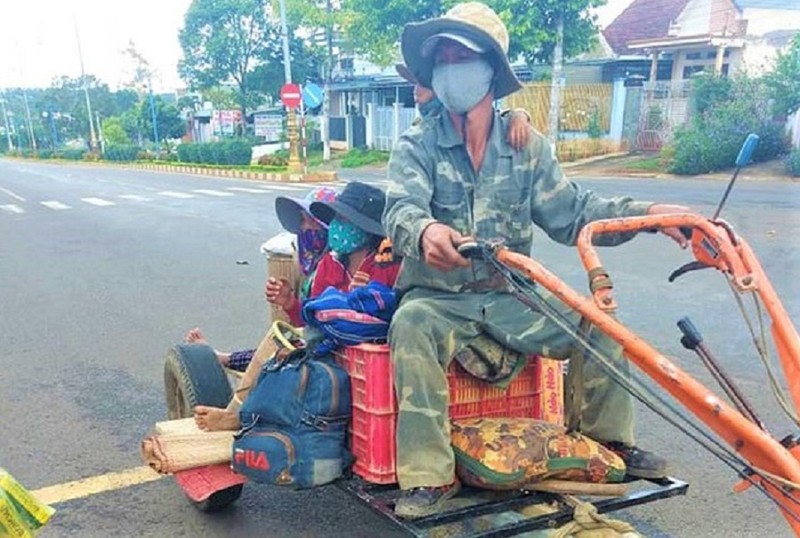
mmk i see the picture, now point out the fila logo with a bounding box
[234,448,270,470]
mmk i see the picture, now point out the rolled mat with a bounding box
[141,431,234,474]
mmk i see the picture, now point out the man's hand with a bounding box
[265,277,296,309]
[506,110,531,150]
[647,204,693,249]
[421,222,472,271]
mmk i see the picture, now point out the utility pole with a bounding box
[73,14,97,151]
[547,12,564,155]
[322,0,333,162]
[148,79,160,148]
[21,88,37,151]
[278,0,302,174]
[0,90,13,151]
[95,111,104,153]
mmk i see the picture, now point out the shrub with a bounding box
[61,148,86,160]
[787,149,800,177]
[104,144,140,162]
[669,77,788,175]
[258,153,288,166]
[37,149,53,159]
[176,140,252,166]
[340,148,389,168]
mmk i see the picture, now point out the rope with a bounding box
[729,283,800,427]
[551,496,637,538]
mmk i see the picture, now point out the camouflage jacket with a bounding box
[382,109,654,293]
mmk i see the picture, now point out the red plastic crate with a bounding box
[341,343,561,484]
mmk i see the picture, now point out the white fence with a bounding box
[367,103,418,151]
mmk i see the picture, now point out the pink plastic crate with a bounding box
[340,343,555,485]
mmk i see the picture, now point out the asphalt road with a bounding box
[1,159,799,537]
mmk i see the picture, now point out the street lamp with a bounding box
[0,93,13,151]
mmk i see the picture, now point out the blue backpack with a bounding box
[232,348,351,488]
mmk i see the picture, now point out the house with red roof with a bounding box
[603,0,800,83]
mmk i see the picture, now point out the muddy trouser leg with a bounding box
[392,286,637,490]
[391,289,485,490]
[481,289,635,446]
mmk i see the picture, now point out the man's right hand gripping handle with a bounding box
[420,222,472,272]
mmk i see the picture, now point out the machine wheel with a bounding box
[164,343,233,420]
[192,484,244,513]
[163,344,241,511]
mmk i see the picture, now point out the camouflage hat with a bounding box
[401,2,522,100]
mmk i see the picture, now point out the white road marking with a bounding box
[193,189,234,197]
[41,201,71,210]
[258,184,308,192]
[0,204,24,214]
[227,187,270,193]
[119,194,153,202]
[159,191,195,199]
[0,186,26,202]
[82,197,116,207]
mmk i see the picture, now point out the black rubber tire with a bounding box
[163,344,242,511]
[191,484,245,513]
[164,343,233,420]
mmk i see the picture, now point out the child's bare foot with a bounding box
[185,327,207,345]
[194,405,241,432]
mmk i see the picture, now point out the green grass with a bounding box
[340,148,390,169]
[620,156,664,172]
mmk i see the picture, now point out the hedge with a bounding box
[177,140,252,166]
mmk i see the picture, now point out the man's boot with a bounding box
[603,442,668,479]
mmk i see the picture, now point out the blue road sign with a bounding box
[302,83,324,109]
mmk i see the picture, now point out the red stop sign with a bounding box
[280,83,302,109]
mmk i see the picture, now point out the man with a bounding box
[382,2,692,519]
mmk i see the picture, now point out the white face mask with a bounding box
[431,59,494,115]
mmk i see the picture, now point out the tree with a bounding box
[101,117,131,145]
[764,33,800,118]
[335,0,604,68]
[179,0,276,122]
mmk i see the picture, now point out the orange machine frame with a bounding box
[492,213,800,533]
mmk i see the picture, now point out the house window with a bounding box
[683,65,707,78]
[685,52,703,60]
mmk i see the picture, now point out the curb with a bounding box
[132,163,338,183]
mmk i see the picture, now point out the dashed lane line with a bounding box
[193,189,234,197]
[41,201,71,210]
[158,191,195,199]
[82,197,116,207]
[0,186,26,202]
[30,466,165,506]
[119,194,153,202]
[227,187,270,193]
[257,184,308,192]
[0,204,24,214]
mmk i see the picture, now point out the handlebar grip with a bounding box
[456,241,482,260]
[678,317,703,349]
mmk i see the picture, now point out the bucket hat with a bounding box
[401,2,522,100]
[310,181,386,237]
[275,187,337,234]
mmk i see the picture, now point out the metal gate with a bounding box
[633,81,692,152]
[371,106,418,151]
[350,115,367,149]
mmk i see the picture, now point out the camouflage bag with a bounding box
[451,418,626,490]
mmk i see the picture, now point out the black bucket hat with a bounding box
[310,181,386,237]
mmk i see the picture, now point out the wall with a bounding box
[673,0,713,36]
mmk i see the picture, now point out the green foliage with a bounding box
[58,148,87,160]
[587,108,602,139]
[690,74,732,116]
[104,144,141,161]
[340,148,389,168]
[101,117,131,145]
[36,149,53,159]
[786,149,800,177]
[764,33,800,117]
[176,140,253,165]
[258,153,289,166]
[645,105,664,130]
[331,0,603,67]
[179,0,322,119]
[669,77,788,175]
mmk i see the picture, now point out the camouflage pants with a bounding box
[390,287,634,489]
